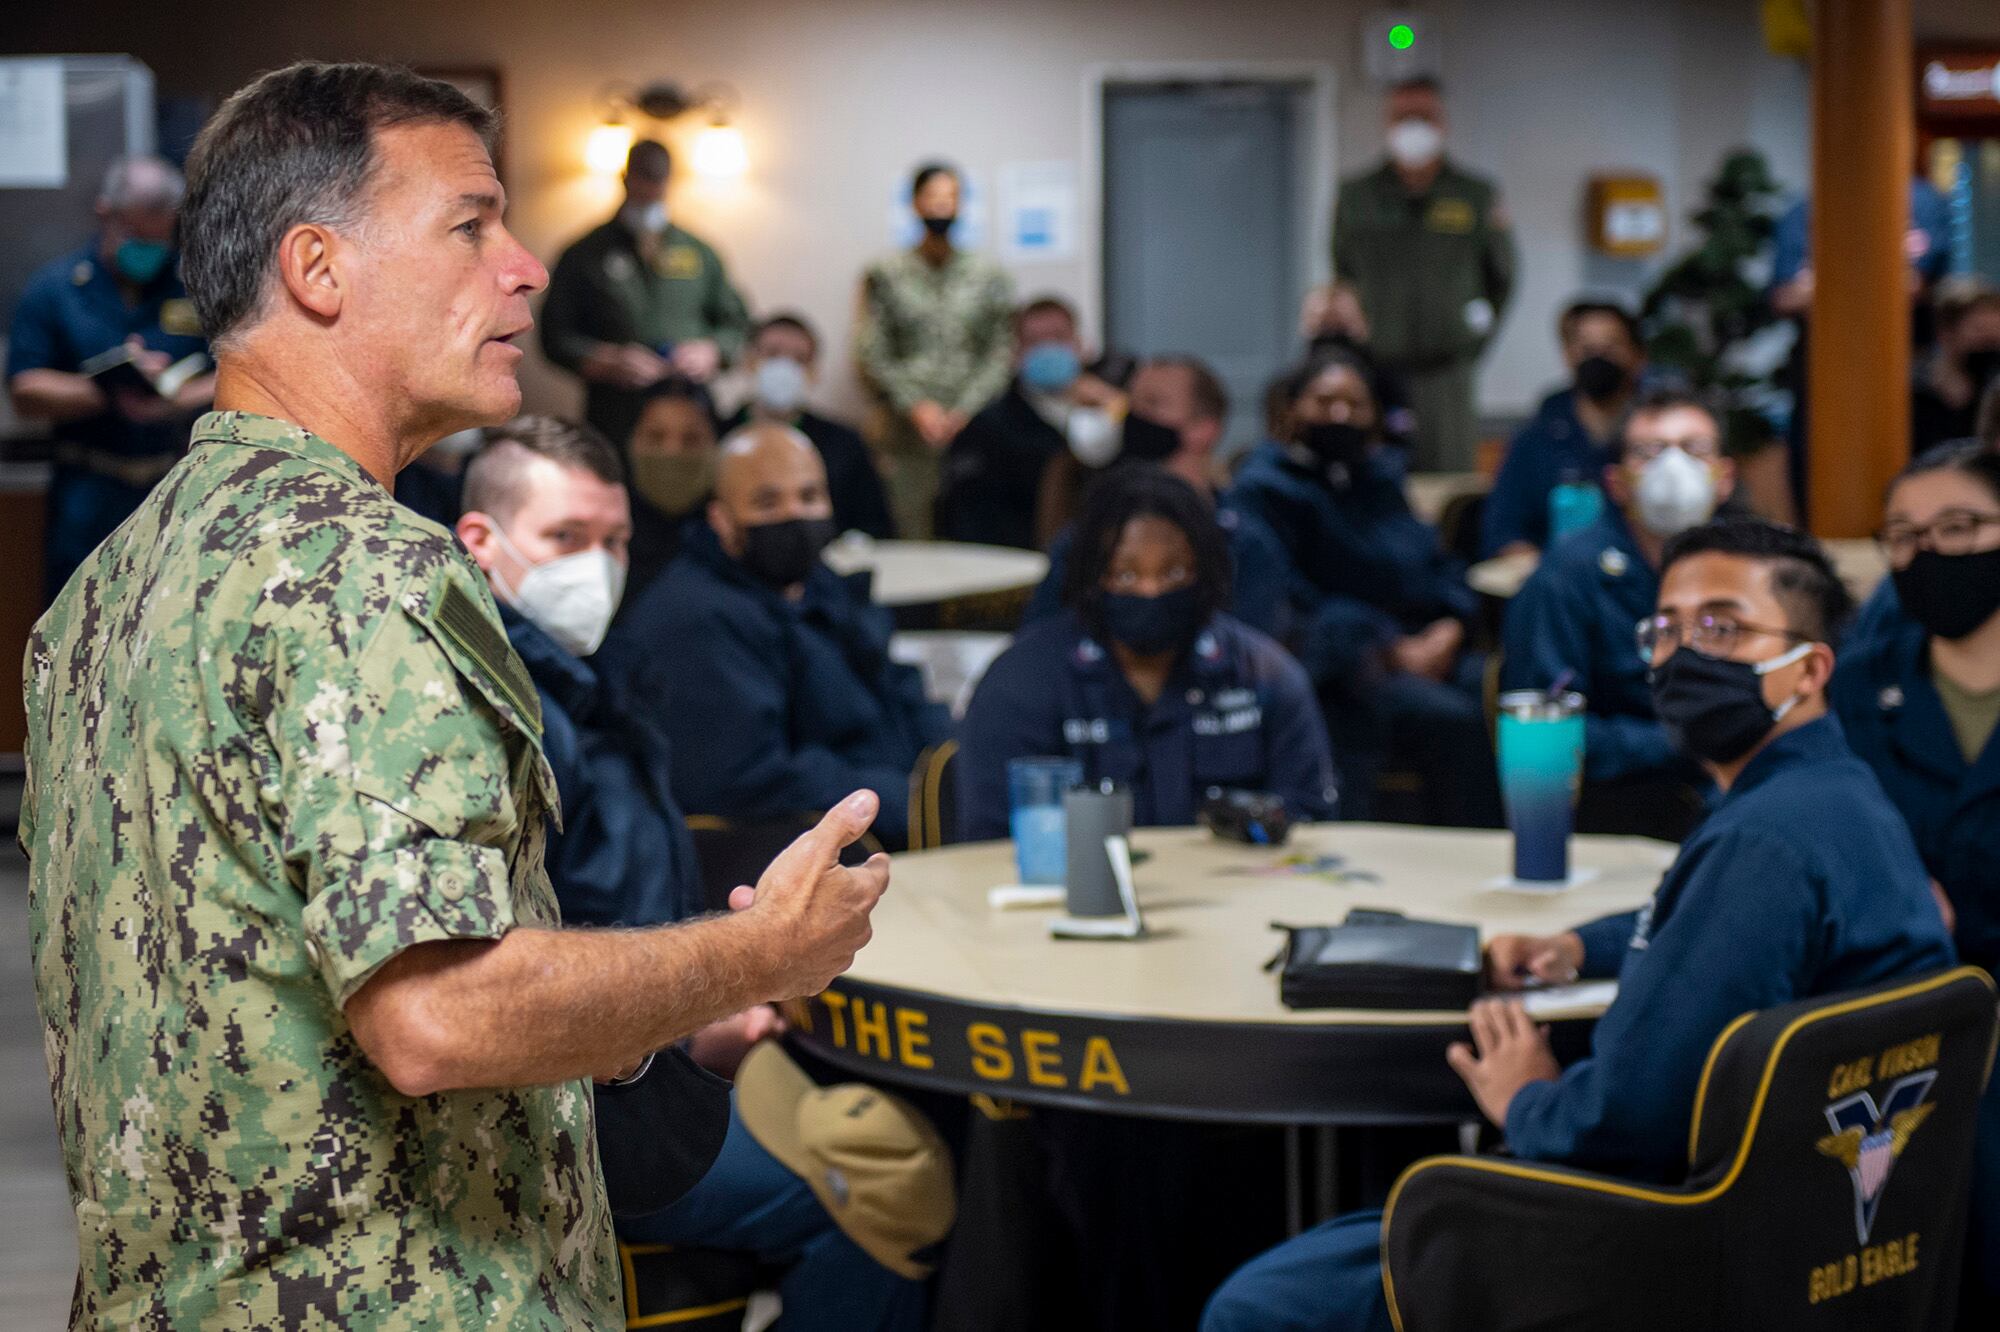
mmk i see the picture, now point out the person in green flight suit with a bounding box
[1333,75,1516,473]
[857,161,1016,539]
[541,139,751,448]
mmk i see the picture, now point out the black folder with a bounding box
[1273,909,1482,1011]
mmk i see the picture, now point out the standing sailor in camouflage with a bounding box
[540,139,752,448]
[1332,76,1516,472]
[856,162,1015,538]
[21,61,888,1331]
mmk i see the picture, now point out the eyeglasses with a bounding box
[1634,612,1804,662]
[1624,436,1722,465]
[1876,511,2000,566]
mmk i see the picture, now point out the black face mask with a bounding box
[1961,347,2000,394]
[1648,643,1810,765]
[1300,421,1371,469]
[1893,546,2000,641]
[737,516,836,589]
[1099,586,1203,656]
[921,215,956,239]
[1574,355,1629,404]
[1121,412,1183,463]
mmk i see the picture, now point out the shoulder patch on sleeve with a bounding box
[425,580,543,738]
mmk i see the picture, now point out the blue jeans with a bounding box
[1201,1210,1392,1332]
[618,1103,927,1332]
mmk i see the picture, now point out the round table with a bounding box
[786,824,1670,1125]
[822,537,1050,609]
[1466,537,1888,602]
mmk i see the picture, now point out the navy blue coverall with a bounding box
[598,523,950,849]
[1832,619,2000,1324]
[1202,716,1955,1332]
[1229,441,1493,823]
[8,242,208,601]
[957,609,1338,839]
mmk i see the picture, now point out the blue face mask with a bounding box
[114,239,172,285]
[1020,342,1081,394]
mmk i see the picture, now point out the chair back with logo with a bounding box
[1381,967,1998,1331]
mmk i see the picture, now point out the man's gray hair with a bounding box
[179,62,497,352]
[98,155,185,210]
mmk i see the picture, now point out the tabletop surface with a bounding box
[857,825,1672,1028]
[1467,536,1887,601]
[823,537,1050,606]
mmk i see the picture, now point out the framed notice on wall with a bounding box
[418,66,505,180]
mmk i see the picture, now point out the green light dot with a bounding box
[1389,23,1415,50]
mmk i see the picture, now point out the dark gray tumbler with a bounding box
[1063,783,1134,917]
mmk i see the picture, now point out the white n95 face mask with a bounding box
[490,525,627,657]
[1634,446,1719,538]
[755,356,810,415]
[1066,407,1122,467]
[1386,118,1443,169]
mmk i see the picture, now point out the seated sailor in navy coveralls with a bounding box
[1203,520,1954,1332]
[455,417,927,1331]
[1830,442,2000,1328]
[959,465,1337,839]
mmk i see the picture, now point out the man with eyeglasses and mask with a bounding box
[9,155,215,602]
[1500,388,1735,836]
[1204,519,1954,1332]
[1481,299,1651,558]
[1832,442,2000,1327]
[601,422,951,850]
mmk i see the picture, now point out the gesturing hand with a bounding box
[740,789,891,1000]
[1446,997,1561,1128]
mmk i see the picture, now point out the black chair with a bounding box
[617,1241,761,1330]
[686,813,887,913]
[1382,966,1998,1331]
[907,740,960,851]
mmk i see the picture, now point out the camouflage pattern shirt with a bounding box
[20,411,619,1330]
[855,247,1016,417]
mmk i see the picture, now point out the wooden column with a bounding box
[1807,0,1914,537]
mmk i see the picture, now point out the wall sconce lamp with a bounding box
[588,80,746,178]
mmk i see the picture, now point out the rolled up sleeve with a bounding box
[269,569,533,1005]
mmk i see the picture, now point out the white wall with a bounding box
[23,0,1820,423]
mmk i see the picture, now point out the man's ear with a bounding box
[456,510,498,573]
[707,498,737,554]
[1602,460,1632,507]
[1803,640,1838,698]
[275,222,345,322]
[1713,457,1739,506]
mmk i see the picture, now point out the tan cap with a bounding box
[734,1043,956,1281]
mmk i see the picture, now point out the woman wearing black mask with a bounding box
[1231,348,1494,825]
[956,467,1336,839]
[1830,442,2000,1326]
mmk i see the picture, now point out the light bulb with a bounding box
[585,120,634,175]
[692,121,748,178]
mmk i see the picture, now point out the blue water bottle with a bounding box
[1548,469,1603,543]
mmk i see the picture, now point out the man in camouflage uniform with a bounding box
[1333,76,1516,473]
[21,62,887,1330]
[540,139,752,449]
[856,162,1015,539]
